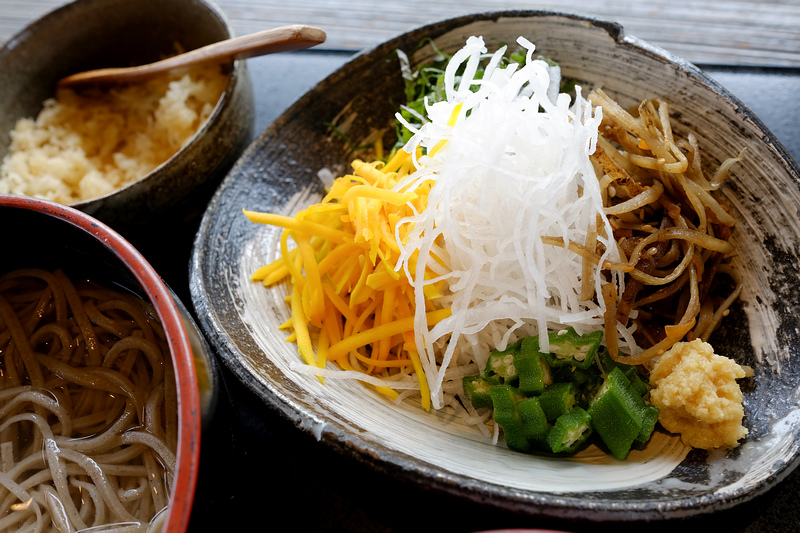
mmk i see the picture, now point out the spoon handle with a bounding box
[58,24,326,89]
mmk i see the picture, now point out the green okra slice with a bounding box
[482,344,521,386]
[594,348,649,396]
[554,364,593,386]
[462,375,495,410]
[538,382,578,423]
[517,396,550,440]
[588,366,647,461]
[546,406,593,454]
[619,365,650,398]
[489,384,529,453]
[633,404,660,451]
[543,327,603,370]
[514,336,552,395]
[552,365,602,408]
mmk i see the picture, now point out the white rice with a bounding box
[0,65,227,204]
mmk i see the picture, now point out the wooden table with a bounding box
[3,1,800,532]
[5,0,800,68]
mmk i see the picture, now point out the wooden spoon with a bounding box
[57,24,326,89]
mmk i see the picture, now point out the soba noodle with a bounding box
[0,268,177,533]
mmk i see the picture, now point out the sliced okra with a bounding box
[547,406,593,454]
[489,384,529,453]
[514,336,552,394]
[482,344,521,385]
[633,404,660,451]
[588,367,647,461]
[538,382,578,423]
[517,396,550,440]
[462,375,495,410]
[543,327,603,370]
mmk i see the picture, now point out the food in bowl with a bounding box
[0,64,227,204]
[243,35,752,459]
[0,267,178,531]
[649,338,750,449]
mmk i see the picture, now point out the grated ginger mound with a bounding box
[0,65,228,204]
[649,339,751,449]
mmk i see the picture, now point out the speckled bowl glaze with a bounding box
[0,193,219,532]
[0,0,254,233]
[189,11,800,521]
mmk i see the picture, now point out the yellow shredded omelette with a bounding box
[244,149,451,410]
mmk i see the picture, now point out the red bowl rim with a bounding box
[0,193,201,532]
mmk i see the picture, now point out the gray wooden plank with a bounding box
[1,0,799,67]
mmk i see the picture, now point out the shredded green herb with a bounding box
[391,40,575,152]
[323,121,374,153]
[324,39,575,161]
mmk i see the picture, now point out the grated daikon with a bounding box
[393,36,626,410]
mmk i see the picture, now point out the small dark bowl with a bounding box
[0,0,254,234]
[0,192,219,532]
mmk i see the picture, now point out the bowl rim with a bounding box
[190,7,800,523]
[0,0,243,209]
[0,192,201,532]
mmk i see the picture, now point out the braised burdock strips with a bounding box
[588,89,743,365]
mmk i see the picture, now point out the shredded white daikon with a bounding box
[394,36,625,410]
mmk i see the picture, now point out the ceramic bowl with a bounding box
[0,0,254,234]
[0,193,218,532]
[189,10,800,521]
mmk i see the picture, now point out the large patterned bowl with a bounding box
[189,10,800,521]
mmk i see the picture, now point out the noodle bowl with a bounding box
[0,268,177,533]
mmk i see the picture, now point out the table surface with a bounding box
[3,1,800,532]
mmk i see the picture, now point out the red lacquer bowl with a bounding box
[0,193,209,532]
